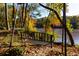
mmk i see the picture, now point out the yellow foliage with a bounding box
[26,16,37,32]
[49,17,61,26]
[28,19,37,32]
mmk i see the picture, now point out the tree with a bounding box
[71,16,78,29]
[47,3,63,17]
[23,3,39,32]
[0,4,5,29]
[9,3,16,47]
[39,3,74,46]
[5,3,10,30]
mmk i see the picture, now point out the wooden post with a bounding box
[63,3,67,56]
[62,27,64,55]
[50,35,53,48]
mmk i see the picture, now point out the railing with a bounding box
[27,31,54,48]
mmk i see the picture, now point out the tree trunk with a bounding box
[9,3,15,48]
[5,3,10,30]
[39,3,74,46]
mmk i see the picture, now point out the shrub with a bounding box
[1,47,23,56]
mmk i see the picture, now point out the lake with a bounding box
[37,28,79,45]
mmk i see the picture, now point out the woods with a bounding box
[0,3,79,56]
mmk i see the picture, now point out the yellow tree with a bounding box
[24,3,38,32]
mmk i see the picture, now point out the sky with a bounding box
[33,3,79,19]
[66,3,79,16]
[8,3,79,19]
[30,4,49,19]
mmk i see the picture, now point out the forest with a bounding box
[0,3,79,56]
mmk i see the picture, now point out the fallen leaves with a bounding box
[23,44,79,56]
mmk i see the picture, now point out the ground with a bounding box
[0,38,79,56]
[0,34,79,56]
[23,44,79,56]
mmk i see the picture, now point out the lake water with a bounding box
[37,28,79,45]
[53,29,79,45]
